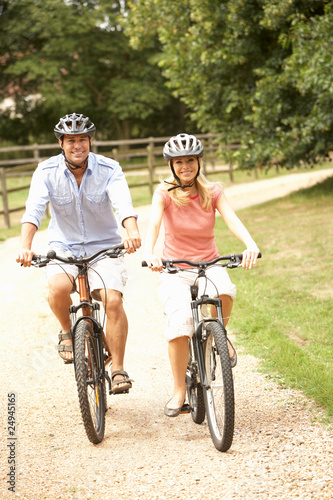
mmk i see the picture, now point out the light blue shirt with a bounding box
[22,152,137,257]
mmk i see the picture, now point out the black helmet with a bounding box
[54,113,96,140]
[163,133,204,160]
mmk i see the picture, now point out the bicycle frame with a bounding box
[69,267,112,389]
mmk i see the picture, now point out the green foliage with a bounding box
[214,177,333,417]
[126,0,333,169]
[0,0,189,143]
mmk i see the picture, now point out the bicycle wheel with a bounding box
[74,321,106,444]
[203,322,234,452]
[186,340,205,424]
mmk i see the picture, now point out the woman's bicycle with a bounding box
[143,252,261,452]
[32,243,125,444]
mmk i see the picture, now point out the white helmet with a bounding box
[163,133,204,160]
[54,113,96,140]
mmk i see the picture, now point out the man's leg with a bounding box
[99,289,130,391]
[48,273,74,361]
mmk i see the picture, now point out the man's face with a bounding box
[60,134,91,166]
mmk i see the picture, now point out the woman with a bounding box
[144,133,260,417]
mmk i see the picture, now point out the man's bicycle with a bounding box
[32,244,125,444]
[143,252,261,452]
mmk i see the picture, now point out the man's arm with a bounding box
[16,222,38,267]
[122,217,141,254]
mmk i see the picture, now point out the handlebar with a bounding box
[31,243,125,268]
[142,252,262,270]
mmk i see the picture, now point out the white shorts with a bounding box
[45,248,128,296]
[158,265,237,342]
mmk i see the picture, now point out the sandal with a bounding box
[57,332,74,364]
[227,337,237,368]
[110,370,133,394]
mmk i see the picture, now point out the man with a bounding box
[16,113,141,394]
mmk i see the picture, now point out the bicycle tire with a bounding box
[103,373,108,413]
[186,340,205,424]
[74,321,106,444]
[203,322,234,452]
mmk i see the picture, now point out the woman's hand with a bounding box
[242,247,260,270]
[144,254,163,272]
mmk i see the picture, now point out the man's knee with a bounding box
[104,290,123,314]
[48,275,73,302]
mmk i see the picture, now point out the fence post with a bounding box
[33,144,40,164]
[147,138,155,195]
[0,168,10,228]
[208,133,215,169]
[228,161,234,182]
[112,148,118,162]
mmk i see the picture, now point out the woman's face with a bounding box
[172,156,199,185]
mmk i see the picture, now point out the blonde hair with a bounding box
[160,159,221,211]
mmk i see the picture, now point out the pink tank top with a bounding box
[157,186,223,263]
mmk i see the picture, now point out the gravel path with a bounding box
[1,170,333,499]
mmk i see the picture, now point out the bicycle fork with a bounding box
[190,296,225,390]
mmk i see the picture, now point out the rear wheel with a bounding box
[186,340,205,424]
[203,322,234,452]
[74,321,105,444]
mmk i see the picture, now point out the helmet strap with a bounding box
[61,137,91,171]
[62,150,89,171]
[166,158,200,191]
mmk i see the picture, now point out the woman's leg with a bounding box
[166,336,189,409]
[211,295,235,358]
[219,294,233,327]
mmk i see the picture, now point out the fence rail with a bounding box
[0,134,236,228]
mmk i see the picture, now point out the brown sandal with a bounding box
[110,370,133,394]
[57,332,74,364]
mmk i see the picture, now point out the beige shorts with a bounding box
[45,248,128,296]
[158,266,237,342]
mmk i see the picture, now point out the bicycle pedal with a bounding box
[180,403,191,414]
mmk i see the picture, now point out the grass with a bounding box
[214,176,333,420]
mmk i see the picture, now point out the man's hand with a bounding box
[123,233,141,254]
[16,248,35,267]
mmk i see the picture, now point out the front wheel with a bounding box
[74,321,106,444]
[203,322,234,452]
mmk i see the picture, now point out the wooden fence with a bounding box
[0,133,236,228]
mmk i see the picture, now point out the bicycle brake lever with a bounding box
[165,262,178,274]
[105,248,125,258]
[226,255,243,268]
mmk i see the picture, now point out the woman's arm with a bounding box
[144,191,164,271]
[216,193,260,269]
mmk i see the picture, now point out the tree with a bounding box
[0,0,189,144]
[126,0,333,169]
